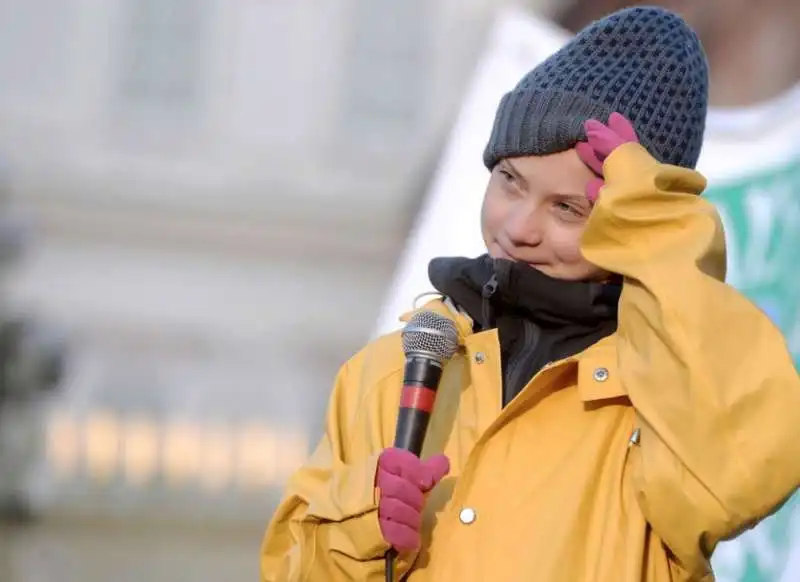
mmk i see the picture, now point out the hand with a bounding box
[576,112,640,202]
[376,448,450,552]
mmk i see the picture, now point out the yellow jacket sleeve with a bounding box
[581,143,800,580]
[260,357,416,581]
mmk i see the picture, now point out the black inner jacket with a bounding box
[428,254,621,406]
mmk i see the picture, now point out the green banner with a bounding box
[705,159,800,581]
[704,160,800,367]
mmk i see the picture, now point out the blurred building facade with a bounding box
[0,0,553,524]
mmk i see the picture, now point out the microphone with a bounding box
[394,310,459,453]
[385,310,459,582]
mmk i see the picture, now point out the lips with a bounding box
[492,244,557,276]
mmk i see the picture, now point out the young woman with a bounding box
[260,7,800,581]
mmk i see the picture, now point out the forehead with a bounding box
[502,149,592,193]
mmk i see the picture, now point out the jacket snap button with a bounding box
[459,507,477,524]
[474,352,485,364]
[593,367,609,382]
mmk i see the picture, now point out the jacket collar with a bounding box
[400,299,627,403]
[399,297,474,346]
[427,254,620,331]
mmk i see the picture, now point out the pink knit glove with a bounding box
[376,448,450,552]
[576,112,640,202]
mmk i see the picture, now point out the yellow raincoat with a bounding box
[260,143,800,581]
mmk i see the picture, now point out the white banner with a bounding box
[372,8,571,336]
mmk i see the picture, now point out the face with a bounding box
[481,149,609,282]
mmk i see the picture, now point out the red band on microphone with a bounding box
[400,385,436,413]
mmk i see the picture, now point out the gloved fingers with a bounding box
[576,141,604,175]
[586,177,605,202]
[608,112,639,143]
[420,454,450,492]
[380,521,420,553]
[377,470,424,511]
[379,497,423,531]
[379,448,428,488]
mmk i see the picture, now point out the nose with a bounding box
[502,198,543,247]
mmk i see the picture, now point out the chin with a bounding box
[528,264,561,278]
[531,265,590,282]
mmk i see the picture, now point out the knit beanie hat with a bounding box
[483,6,709,170]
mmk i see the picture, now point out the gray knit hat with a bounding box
[483,6,709,170]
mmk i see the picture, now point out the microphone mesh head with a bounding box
[402,311,459,363]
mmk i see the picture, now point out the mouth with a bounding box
[491,243,549,270]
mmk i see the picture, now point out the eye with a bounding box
[498,169,515,183]
[493,167,522,198]
[553,200,586,219]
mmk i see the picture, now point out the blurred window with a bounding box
[0,0,72,102]
[340,0,430,146]
[114,0,208,123]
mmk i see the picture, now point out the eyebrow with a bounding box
[555,192,590,203]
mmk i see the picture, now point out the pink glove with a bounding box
[576,112,640,202]
[376,448,450,552]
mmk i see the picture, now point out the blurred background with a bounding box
[0,1,797,581]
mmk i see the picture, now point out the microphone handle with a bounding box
[393,355,442,453]
[386,354,443,582]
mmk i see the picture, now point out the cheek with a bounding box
[481,191,507,239]
[546,224,587,264]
